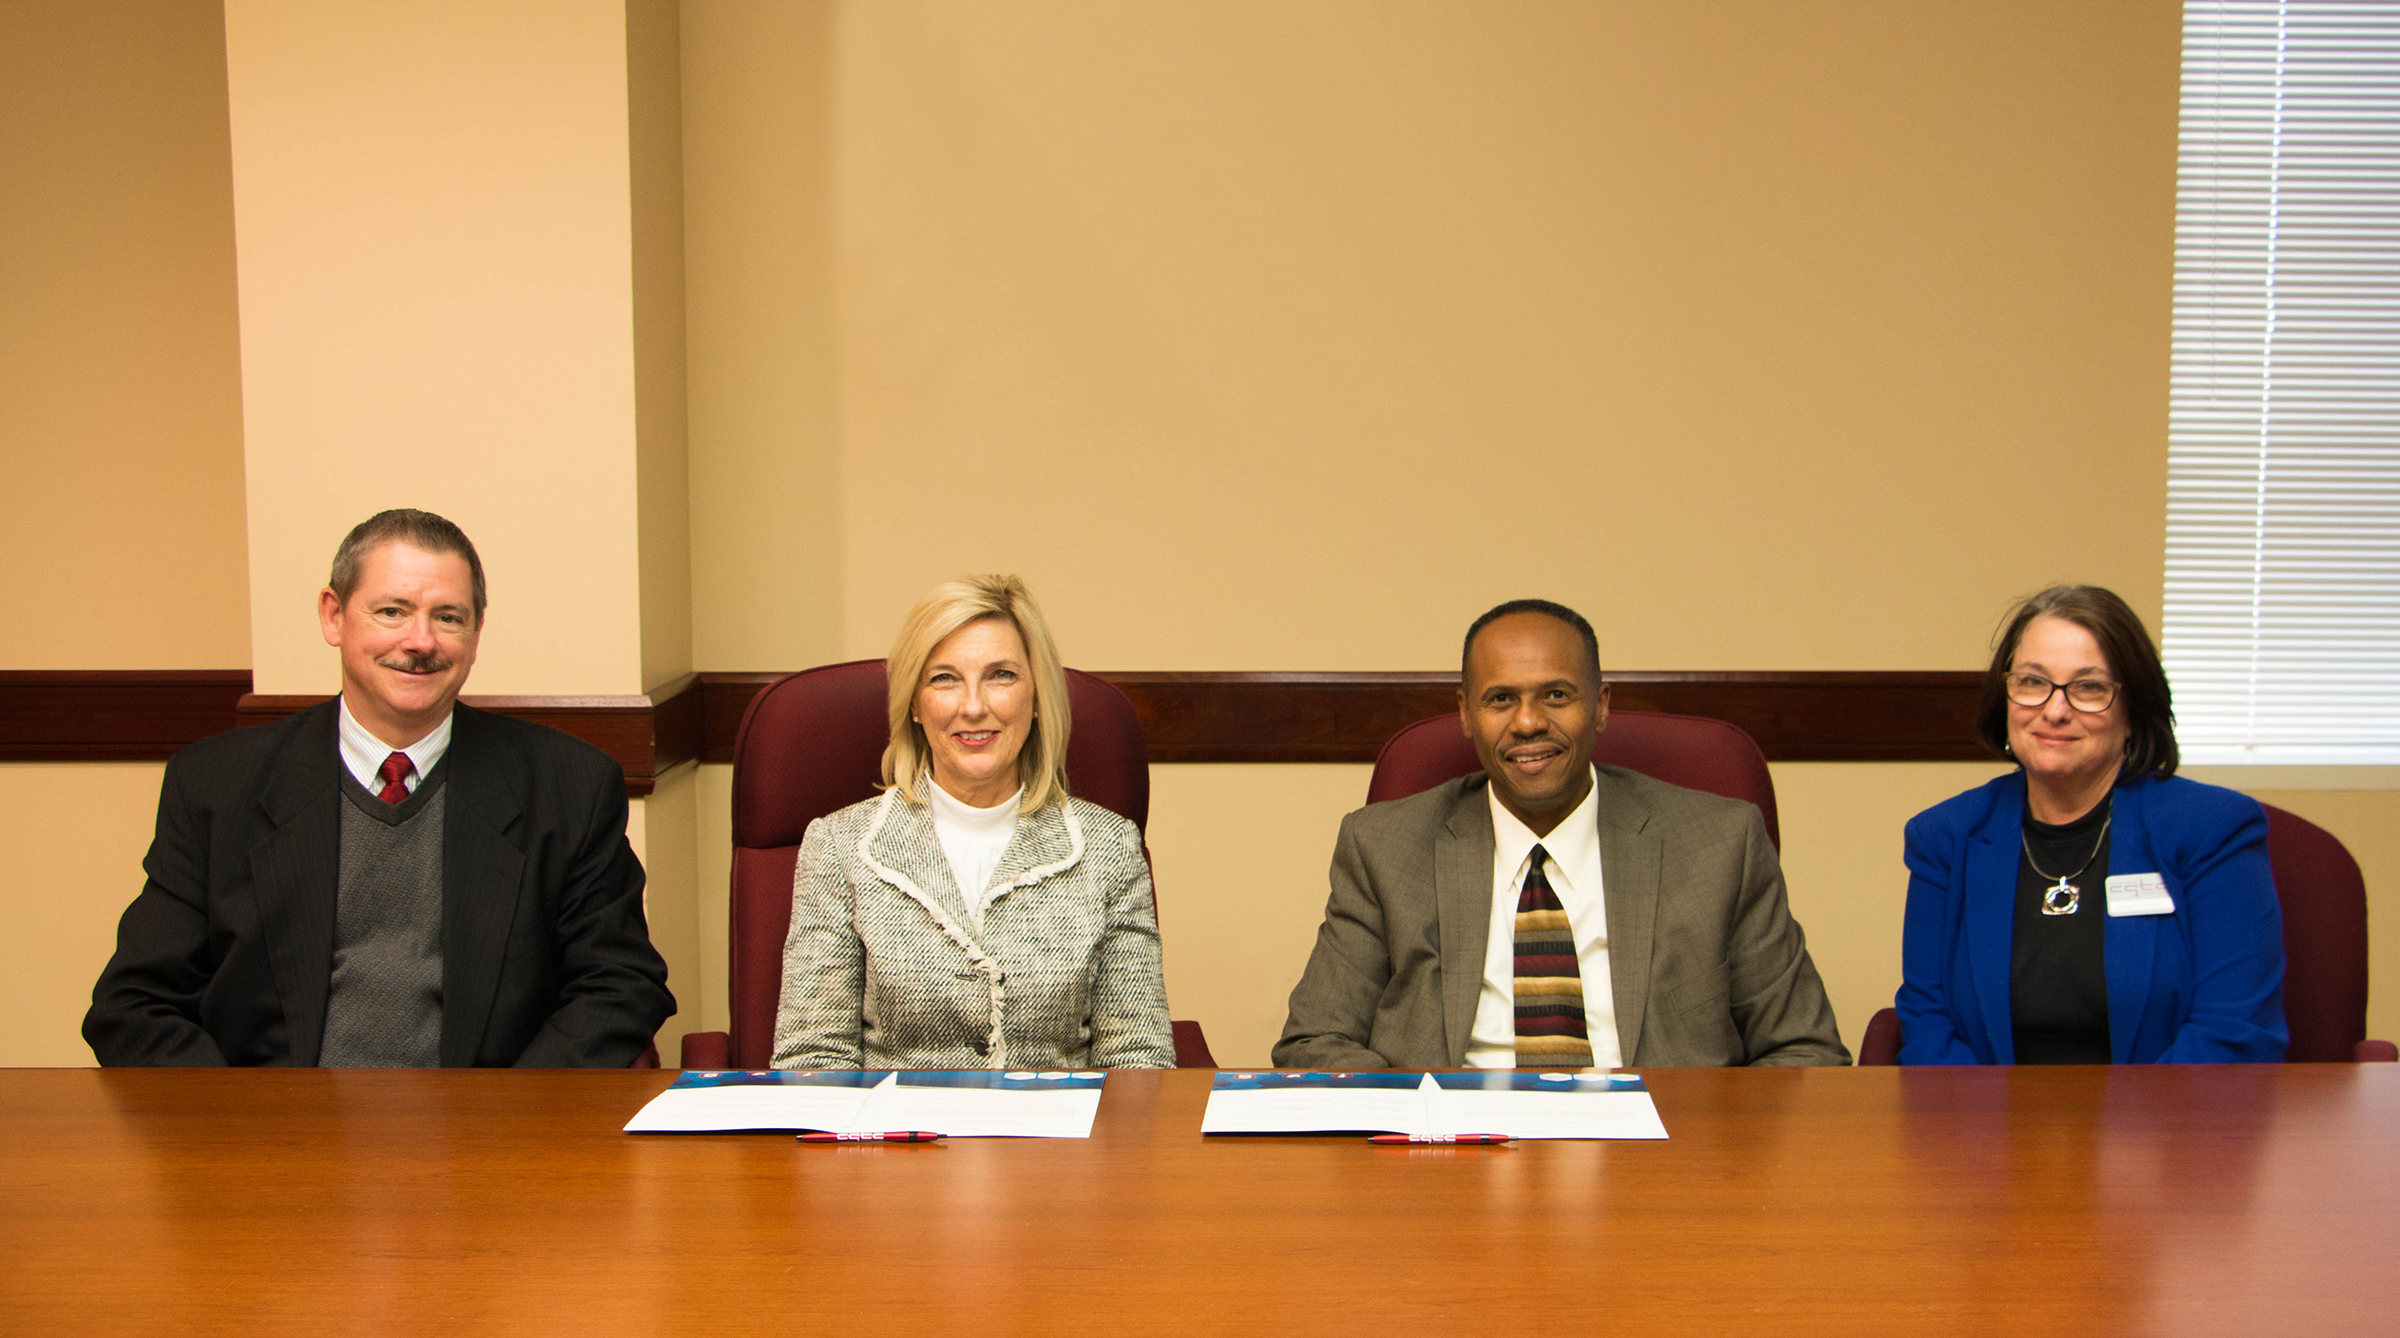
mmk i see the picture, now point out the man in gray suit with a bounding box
[1275,600,1848,1069]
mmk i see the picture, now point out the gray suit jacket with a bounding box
[1274,767,1848,1069]
[772,789,1175,1070]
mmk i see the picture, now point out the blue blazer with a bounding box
[1896,770,2286,1064]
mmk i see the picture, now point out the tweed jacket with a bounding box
[772,788,1175,1070]
[1274,767,1849,1069]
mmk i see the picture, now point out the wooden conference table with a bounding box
[3,1064,2396,1335]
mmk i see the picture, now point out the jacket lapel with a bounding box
[1593,769,1661,1067]
[984,802,1079,908]
[2102,779,2158,1064]
[249,704,344,1066]
[439,708,527,1066]
[1963,774,2024,1064]
[1434,783,1494,1065]
[866,792,983,946]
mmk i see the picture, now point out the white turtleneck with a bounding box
[925,780,1022,930]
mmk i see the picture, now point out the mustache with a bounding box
[375,652,453,674]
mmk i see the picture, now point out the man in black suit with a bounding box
[85,509,674,1066]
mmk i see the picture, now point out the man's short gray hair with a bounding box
[327,509,487,622]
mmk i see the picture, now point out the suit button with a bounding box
[971,1040,990,1057]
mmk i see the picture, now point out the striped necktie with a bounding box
[1513,843,1594,1068]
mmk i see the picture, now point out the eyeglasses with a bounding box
[2004,672,2118,713]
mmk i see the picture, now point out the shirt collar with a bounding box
[1487,766,1602,892]
[336,695,454,794]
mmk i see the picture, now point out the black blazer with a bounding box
[84,700,674,1066]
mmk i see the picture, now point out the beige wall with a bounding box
[632,0,696,695]
[681,0,2180,675]
[682,1,845,670]
[7,1,2399,1069]
[0,1,249,669]
[805,0,2176,669]
[0,765,169,1065]
[223,0,653,697]
[0,4,250,1065]
[626,765,701,1057]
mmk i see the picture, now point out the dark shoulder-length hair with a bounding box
[1973,585,2179,780]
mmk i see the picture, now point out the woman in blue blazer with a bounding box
[1897,586,2285,1064]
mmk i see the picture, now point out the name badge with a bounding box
[2105,873,2176,917]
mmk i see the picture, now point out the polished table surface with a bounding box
[4,1064,2397,1335]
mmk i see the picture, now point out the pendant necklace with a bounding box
[2025,810,2111,916]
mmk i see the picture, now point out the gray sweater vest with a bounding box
[321,768,448,1067]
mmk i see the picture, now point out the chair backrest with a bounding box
[2263,802,2371,1062]
[1365,709,1781,849]
[725,659,1152,1069]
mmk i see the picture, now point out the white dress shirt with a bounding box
[336,695,453,796]
[926,781,1022,931]
[1463,767,1623,1069]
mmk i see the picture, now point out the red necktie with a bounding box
[375,751,415,805]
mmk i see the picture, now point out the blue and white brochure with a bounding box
[623,1069,1108,1138]
[1200,1070,1667,1140]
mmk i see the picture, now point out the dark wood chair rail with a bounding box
[0,1065,2392,1332]
[0,669,1991,793]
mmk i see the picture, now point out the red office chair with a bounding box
[676,659,1215,1070]
[1366,709,1781,849]
[1857,802,2394,1064]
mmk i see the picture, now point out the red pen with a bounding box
[1368,1133,1511,1145]
[798,1131,945,1143]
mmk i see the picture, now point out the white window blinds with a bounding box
[2165,0,2400,765]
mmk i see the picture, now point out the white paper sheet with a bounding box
[622,1069,1108,1139]
[1198,1071,1433,1134]
[621,1071,882,1133]
[1201,1071,1668,1140]
[1424,1072,1669,1139]
[875,1071,1106,1138]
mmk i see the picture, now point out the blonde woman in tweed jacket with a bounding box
[772,576,1175,1070]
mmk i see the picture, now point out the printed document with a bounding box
[623,1069,1107,1138]
[1200,1070,1668,1139]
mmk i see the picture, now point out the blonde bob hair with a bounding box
[880,575,1072,813]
